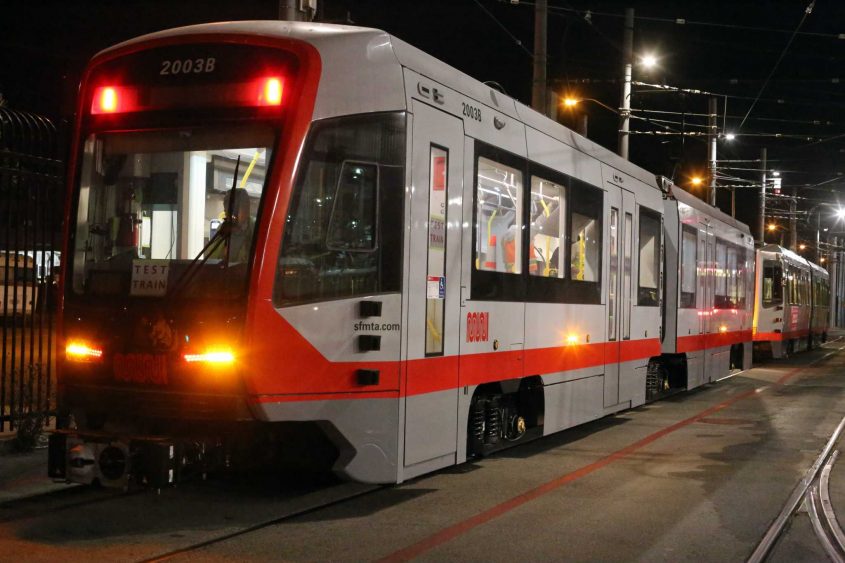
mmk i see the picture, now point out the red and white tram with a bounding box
[753,245,829,357]
[50,22,757,487]
[662,183,754,390]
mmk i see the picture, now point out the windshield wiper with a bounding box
[167,156,241,300]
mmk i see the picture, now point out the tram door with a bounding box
[699,222,715,380]
[403,101,464,470]
[605,185,636,407]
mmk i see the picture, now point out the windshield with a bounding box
[71,124,274,299]
[762,260,783,306]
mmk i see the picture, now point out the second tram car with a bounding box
[662,183,754,392]
[51,22,760,487]
[754,245,830,357]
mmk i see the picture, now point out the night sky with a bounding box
[2,0,843,245]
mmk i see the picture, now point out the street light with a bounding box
[799,243,807,251]
[691,176,703,187]
[640,53,658,68]
[724,132,736,141]
[561,96,619,114]
[560,96,620,138]
[766,222,785,246]
[801,202,845,263]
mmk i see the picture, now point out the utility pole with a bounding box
[815,210,821,263]
[731,188,736,218]
[759,148,767,244]
[789,186,797,250]
[531,0,548,115]
[279,0,315,21]
[618,8,634,159]
[832,236,839,327]
[707,97,718,206]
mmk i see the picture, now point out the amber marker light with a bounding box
[566,334,579,345]
[183,349,236,365]
[719,325,728,333]
[66,340,104,362]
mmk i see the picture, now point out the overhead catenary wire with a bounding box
[472,0,534,58]
[737,1,816,131]
[522,1,845,40]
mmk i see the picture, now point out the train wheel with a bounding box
[645,363,669,401]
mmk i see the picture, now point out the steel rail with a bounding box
[747,344,845,563]
[819,451,845,553]
[808,487,845,563]
[140,482,380,563]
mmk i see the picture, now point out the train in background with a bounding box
[754,245,830,357]
[47,21,827,488]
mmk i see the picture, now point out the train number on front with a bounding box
[160,57,216,75]
[462,102,482,122]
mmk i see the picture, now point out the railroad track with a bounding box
[0,472,381,562]
[748,343,845,563]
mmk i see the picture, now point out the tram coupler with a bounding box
[48,429,208,489]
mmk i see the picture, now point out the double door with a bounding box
[605,185,636,407]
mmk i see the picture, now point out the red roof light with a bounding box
[258,77,284,106]
[91,85,138,114]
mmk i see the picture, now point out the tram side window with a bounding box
[637,208,660,306]
[726,244,738,308]
[714,240,728,308]
[680,225,697,308]
[475,157,523,274]
[274,112,405,306]
[569,183,602,283]
[787,267,797,305]
[736,247,753,309]
[529,176,566,278]
[762,260,782,307]
[326,162,377,251]
[802,271,810,305]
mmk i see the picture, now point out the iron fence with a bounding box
[0,107,64,433]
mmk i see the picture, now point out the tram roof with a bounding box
[102,21,664,193]
[759,244,828,274]
[667,183,752,236]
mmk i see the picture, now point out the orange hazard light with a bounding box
[66,340,104,362]
[183,349,235,365]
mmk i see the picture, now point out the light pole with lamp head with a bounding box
[561,96,621,138]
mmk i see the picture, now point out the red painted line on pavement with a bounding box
[378,351,838,562]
